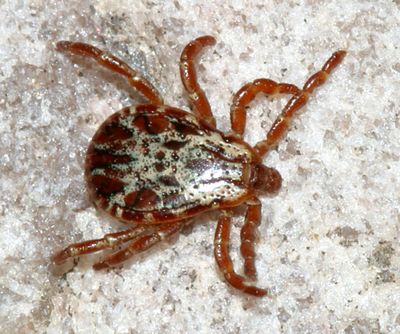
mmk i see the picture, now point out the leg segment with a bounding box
[92,221,184,270]
[254,50,346,156]
[231,79,301,137]
[53,225,147,264]
[214,210,267,297]
[240,198,262,281]
[56,41,163,105]
[180,36,217,129]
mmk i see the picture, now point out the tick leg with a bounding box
[214,210,267,297]
[53,225,147,264]
[254,50,346,157]
[56,41,163,105]
[231,79,300,137]
[240,198,262,281]
[180,35,217,129]
[92,221,183,270]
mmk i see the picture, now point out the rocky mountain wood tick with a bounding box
[53,35,346,297]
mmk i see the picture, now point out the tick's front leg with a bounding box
[180,36,217,129]
[231,79,300,137]
[255,50,346,156]
[56,41,163,105]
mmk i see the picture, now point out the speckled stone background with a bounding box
[1,1,399,333]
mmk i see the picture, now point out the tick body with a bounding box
[54,36,346,297]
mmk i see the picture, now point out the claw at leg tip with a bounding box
[52,250,69,265]
[55,41,70,52]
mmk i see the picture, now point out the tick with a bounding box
[53,36,345,297]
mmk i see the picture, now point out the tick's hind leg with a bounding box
[93,221,184,270]
[230,79,301,137]
[214,210,267,297]
[56,41,163,105]
[254,50,346,156]
[53,225,147,264]
[240,198,262,281]
[180,36,217,129]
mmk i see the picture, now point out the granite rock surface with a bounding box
[0,1,399,333]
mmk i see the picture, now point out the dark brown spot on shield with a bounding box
[132,115,147,132]
[155,151,165,160]
[133,114,170,134]
[90,175,125,194]
[87,151,131,169]
[155,162,165,172]
[94,123,132,144]
[146,115,170,134]
[172,121,201,136]
[98,166,133,180]
[158,175,180,187]
[134,188,159,210]
[163,140,188,150]
[124,191,138,207]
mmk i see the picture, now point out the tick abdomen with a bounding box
[85,105,255,223]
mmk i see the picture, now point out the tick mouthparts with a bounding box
[251,164,282,194]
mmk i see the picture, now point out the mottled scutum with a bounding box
[85,105,255,223]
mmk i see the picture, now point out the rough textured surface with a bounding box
[1,1,399,333]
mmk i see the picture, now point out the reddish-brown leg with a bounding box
[240,198,262,281]
[93,221,184,270]
[53,225,147,264]
[231,79,301,137]
[180,36,217,129]
[214,210,267,297]
[254,50,346,156]
[56,41,163,105]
